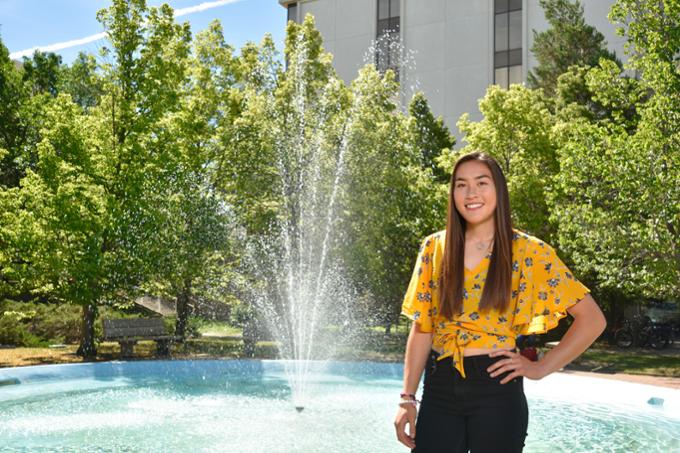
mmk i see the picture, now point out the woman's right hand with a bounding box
[394,404,417,450]
[396,321,431,450]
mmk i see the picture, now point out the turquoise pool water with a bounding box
[0,360,678,452]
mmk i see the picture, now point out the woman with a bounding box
[393,152,607,452]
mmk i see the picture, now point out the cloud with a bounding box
[174,0,244,17]
[9,33,108,60]
[9,0,246,60]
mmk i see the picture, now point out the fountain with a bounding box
[234,26,361,412]
[0,19,679,453]
[234,20,424,412]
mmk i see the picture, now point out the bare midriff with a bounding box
[463,347,514,357]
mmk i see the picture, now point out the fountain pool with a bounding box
[0,360,678,452]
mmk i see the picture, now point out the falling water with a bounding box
[363,28,420,111]
[237,30,361,411]
[234,23,421,411]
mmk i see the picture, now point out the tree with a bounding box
[340,66,412,331]
[548,0,680,303]
[1,0,195,358]
[21,51,63,97]
[407,92,455,183]
[0,36,29,188]
[0,94,108,341]
[213,33,283,235]
[528,0,619,96]
[553,61,644,130]
[146,21,238,340]
[60,52,104,110]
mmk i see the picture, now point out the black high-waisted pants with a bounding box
[412,349,529,453]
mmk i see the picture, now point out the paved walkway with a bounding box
[561,369,680,390]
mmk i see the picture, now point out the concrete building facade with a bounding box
[279,0,627,140]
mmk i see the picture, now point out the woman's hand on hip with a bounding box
[394,405,417,449]
[487,349,548,384]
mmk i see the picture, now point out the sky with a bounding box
[0,0,287,64]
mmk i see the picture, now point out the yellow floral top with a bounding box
[401,229,590,379]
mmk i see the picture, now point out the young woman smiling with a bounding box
[394,152,607,452]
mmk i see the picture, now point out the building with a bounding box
[278,0,627,140]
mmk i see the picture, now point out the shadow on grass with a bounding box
[572,348,680,377]
[2,330,678,379]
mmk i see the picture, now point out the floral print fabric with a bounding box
[401,229,590,378]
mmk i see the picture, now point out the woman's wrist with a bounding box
[398,400,419,409]
[535,356,552,379]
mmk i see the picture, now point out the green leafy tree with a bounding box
[214,33,283,235]
[145,21,238,339]
[210,15,440,337]
[60,52,104,110]
[407,92,455,183]
[341,66,411,330]
[554,61,644,130]
[0,0,195,357]
[549,0,679,303]
[528,0,619,96]
[21,51,63,97]
[0,36,29,188]
[0,94,107,342]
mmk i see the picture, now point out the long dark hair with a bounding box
[439,152,514,319]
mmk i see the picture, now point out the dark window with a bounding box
[287,3,298,23]
[375,0,400,80]
[494,0,522,88]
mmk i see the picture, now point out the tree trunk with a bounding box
[76,303,97,359]
[175,278,192,341]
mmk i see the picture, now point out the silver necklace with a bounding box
[472,237,494,252]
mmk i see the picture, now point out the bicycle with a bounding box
[613,315,669,349]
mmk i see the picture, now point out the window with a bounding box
[287,2,298,23]
[494,0,522,88]
[376,0,400,80]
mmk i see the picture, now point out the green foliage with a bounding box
[548,0,680,300]
[0,300,81,346]
[341,65,416,324]
[0,0,200,356]
[21,51,63,97]
[408,92,455,183]
[60,52,103,109]
[0,37,29,188]
[528,0,620,96]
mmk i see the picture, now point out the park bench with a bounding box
[102,317,180,359]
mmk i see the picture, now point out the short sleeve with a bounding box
[401,235,437,333]
[516,242,590,336]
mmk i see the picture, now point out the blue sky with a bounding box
[0,0,287,64]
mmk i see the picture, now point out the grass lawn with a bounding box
[568,347,680,377]
[1,325,678,378]
[196,321,242,338]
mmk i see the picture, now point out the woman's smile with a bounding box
[465,202,484,211]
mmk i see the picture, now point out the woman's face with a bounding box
[453,160,497,228]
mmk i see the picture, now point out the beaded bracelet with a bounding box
[400,392,416,399]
